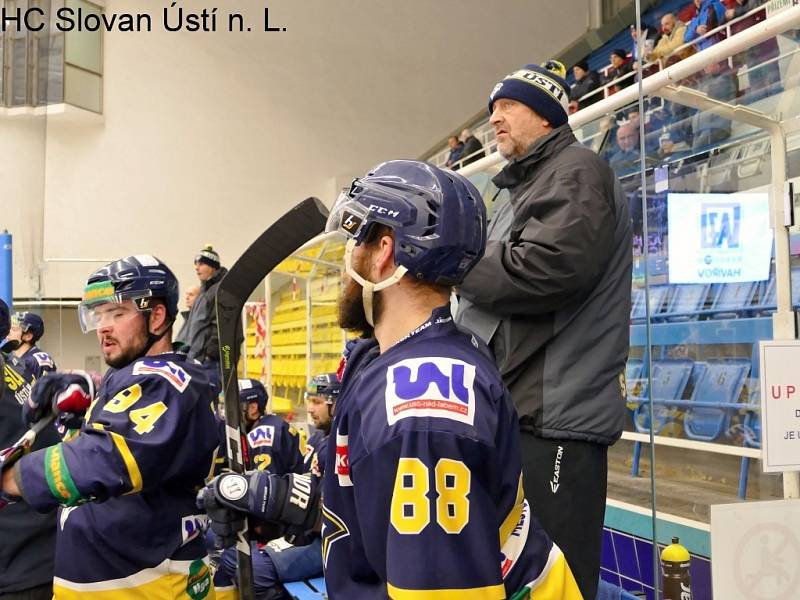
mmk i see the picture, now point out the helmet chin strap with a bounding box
[344,239,408,327]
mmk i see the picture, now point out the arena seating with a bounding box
[631,359,694,434]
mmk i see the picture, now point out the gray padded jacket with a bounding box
[457,124,632,444]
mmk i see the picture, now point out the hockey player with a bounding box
[302,372,339,477]
[200,161,582,599]
[6,311,57,379]
[239,378,304,475]
[0,255,220,599]
[213,374,339,600]
[0,299,60,600]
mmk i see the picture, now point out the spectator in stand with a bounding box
[629,24,657,68]
[649,106,692,158]
[609,121,640,173]
[647,13,693,65]
[459,128,486,166]
[605,49,634,94]
[692,61,738,150]
[727,0,782,102]
[174,283,200,346]
[684,0,726,51]
[183,245,230,389]
[445,135,464,168]
[569,60,603,112]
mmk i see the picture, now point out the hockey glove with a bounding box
[198,471,320,548]
[24,371,95,430]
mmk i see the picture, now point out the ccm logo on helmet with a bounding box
[368,204,400,218]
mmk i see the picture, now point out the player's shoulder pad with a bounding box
[340,337,378,382]
[383,353,486,428]
[247,416,280,449]
[125,356,198,394]
[32,351,55,369]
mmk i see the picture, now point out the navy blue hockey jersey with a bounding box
[246,414,304,475]
[16,352,219,599]
[321,307,581,599]
[303,429,328,478]
[0,352,60,593]
[19,345,57,380]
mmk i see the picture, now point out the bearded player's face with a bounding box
[95,300,149,368]
[337,243,376,335]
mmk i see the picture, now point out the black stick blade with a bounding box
[214,197,329,600]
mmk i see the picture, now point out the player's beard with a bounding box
[338,275,378,336]
[101,328,148,369]
[337,251,380,336]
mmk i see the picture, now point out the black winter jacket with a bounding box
[457,125,632,444]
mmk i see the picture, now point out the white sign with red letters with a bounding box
[759,340,800,472]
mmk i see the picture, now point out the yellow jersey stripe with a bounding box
[524,545,583,600]
[499,475,525,546]
[109,432,143,494]
[387,582,506,599]
[215,587,239,600]
[54,573,216,599]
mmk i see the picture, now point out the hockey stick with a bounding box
[0,413,57,467]
[215,197,329,599]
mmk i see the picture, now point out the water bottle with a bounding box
[661,536,693,600]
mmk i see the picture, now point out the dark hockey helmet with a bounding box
[305,373,340,404]
[79,255,180,333]
[325,160,487,286]
[12,311,45,342]
[239,378,268,412]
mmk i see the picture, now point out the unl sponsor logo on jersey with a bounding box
[33,352,54,368]
[181,514,208,546]
[385,357,476,426]
[335,432,352,487]
[248,424,275,448]
[133,360,191,392]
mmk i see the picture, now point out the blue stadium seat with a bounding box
[625,359,644,397]
[630,287,644,319]
[753,275,776,315]
[631,285,670,322]
[684,359,751,442]
[633,359,694,434]
[738,382,762,499]
[663,284,711,322]
[710,281,758,319]
[754,267,800,314]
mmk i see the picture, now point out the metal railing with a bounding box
[428,2,781,169]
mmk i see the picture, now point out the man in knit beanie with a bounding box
[456,60,633,600]
[181,245,228,388]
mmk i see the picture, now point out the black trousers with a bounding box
[0,583,53,600]
[520,432,608,600]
